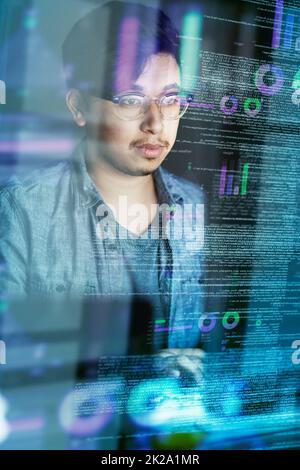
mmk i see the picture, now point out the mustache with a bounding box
[130,139,169,147]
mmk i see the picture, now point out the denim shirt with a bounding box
[0,139,206,348]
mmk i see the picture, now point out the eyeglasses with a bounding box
[84,90,193,121]
[86,91,193,120]
[109,90,194,121]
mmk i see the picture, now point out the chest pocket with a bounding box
[28,276,72,298]
[177,251,205,328]
[29,274,89,299]
[180,251,204,288]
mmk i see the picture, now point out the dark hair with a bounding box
[62,1,180,98]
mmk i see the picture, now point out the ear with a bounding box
[66,89,87,127]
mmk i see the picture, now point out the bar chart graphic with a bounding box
[283,13,295,49]
[272,0,297,51]
[272,0,284,49]
[219,163,249,197]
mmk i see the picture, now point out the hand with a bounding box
[154,348,205,387]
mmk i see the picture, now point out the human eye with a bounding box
[119,94,143,106]
[162,93,181,105]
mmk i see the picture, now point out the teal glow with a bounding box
[127,378,206,429]
[179,10,202,90]
[127,378,180,428]
[24,11,38,30]
[0,300,7,314]
[292,69,300,89]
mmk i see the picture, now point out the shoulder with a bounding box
[0,161,72,212]
[159,166,206,205]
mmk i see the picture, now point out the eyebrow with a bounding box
[129,82,181,92]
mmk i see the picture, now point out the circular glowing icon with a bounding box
[127,378,206,429]
[244,98,262,117]
[222,311,240,330]
[220,95,238,115]
[291,89,300,106]
[58,385,113,436]
[127,378,180,427]
[255,64,284,96]
[198,312,217,332]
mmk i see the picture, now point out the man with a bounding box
[0,1,205,365]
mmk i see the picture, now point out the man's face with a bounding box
[84,53,181,176]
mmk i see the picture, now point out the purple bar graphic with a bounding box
[11,417,45,432]
[155,325,193,333]
[272,0,284,49]
[115,17,139,93]
[199,103,215,109]
[219,164,227,196]
[0,139,73,154]
[191,103,215,109]
[226,173,234,195]
[188,102,215,110]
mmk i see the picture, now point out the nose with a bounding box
[139,100,164,135]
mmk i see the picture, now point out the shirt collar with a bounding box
[71,138,103,208]
[71,138,183,208]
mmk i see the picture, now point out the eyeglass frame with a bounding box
[84,89,194,121]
